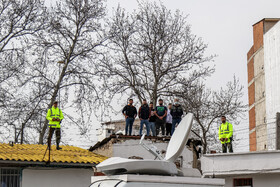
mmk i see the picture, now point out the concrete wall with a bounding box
[264,21,280,150]
[113,139,193,168]
[224,174,280,187]
[247,19,280,152]
[22,168,93,187]
[253,47,267,151]
[201,151,280,177]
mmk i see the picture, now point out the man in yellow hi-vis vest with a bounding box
[219,116,233,153]
[46,101,64,150]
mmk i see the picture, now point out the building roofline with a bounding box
[203,150,280,157]
[89,134,201,152]
[0,159,96,168]
[101,119,140,125]
[253,18,280,26]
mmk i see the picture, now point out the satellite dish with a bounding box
[97,113,194,176]
[165,113,193,162]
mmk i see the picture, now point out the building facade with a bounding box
[90,135,194,169]
[247,18,280,151]
[201,151,280,187]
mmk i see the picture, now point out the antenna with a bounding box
[139,134,164,160]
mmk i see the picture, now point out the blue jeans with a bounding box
[171,118,182,135]
[125,117,134,135]
[149,122,156,136]
[140,119,150,136]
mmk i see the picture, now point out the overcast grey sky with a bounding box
[45,0,280,151]
[106,0,280,90]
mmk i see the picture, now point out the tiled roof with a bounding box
[0,143,107,166]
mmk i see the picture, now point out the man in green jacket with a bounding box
[46,101,64,150]
[219,116,233,153]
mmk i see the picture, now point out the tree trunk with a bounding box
[202,134,207,154]
[20,123,24,144]
[38,62,68,144]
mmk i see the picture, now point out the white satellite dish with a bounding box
[97,113,194,176]
[165,114,193,162]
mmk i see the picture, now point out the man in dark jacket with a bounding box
[122,99,137,135]
[170,98,184,135]
[138,99,150,136]
[155,99,167,136]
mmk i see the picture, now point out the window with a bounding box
[233,178,253,187]
[0,168,21,187]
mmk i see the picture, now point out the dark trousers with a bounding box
[156,118,165,136]
[125,117,134,135]
[49,128,61,145]
[166,123,172,136]
[222,141,233,153]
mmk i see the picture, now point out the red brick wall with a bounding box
[249,131,256,151]
[247,58,254,83]
[253,21,264,52]
[249,107,256,131]
[248,83,255,106]
[247,46,254,60]
[247,19,265,152]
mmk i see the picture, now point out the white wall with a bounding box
[264,21,280,150]
[22,167,93,187]
[112,139,193,168]
[202,151,280,187]
[201,151,280,177]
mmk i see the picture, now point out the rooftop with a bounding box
[89,134,201,152]
[252,18,280,26]
[0,143,107,167]
[201,150,280,177]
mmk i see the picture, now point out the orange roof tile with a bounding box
[0,143,107,165]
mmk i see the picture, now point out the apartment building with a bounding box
[247,18,280,151]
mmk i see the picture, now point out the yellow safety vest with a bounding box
[218,122,233,144]
[46,107,64,128]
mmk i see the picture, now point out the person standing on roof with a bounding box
[165,103,173,136]
[219,116,233,153]
[46,101,64,150]
[155,99,167,136]
[138,99,150,136]
[148,102,156,136]
[170,98,184,135]
[122,99,137,136]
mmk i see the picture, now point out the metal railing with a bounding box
[0,168,21,187]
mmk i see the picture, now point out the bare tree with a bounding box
[0,0,107,144]
[0,0,47,108]
[31,0,107,144]
[98,1,214,105]
[175,77,247,154]
[0,0,48,143]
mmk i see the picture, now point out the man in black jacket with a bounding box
[122,99,137,135]
[138,99,150,136]
[170,98,184,135]
[148,102,156,136]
